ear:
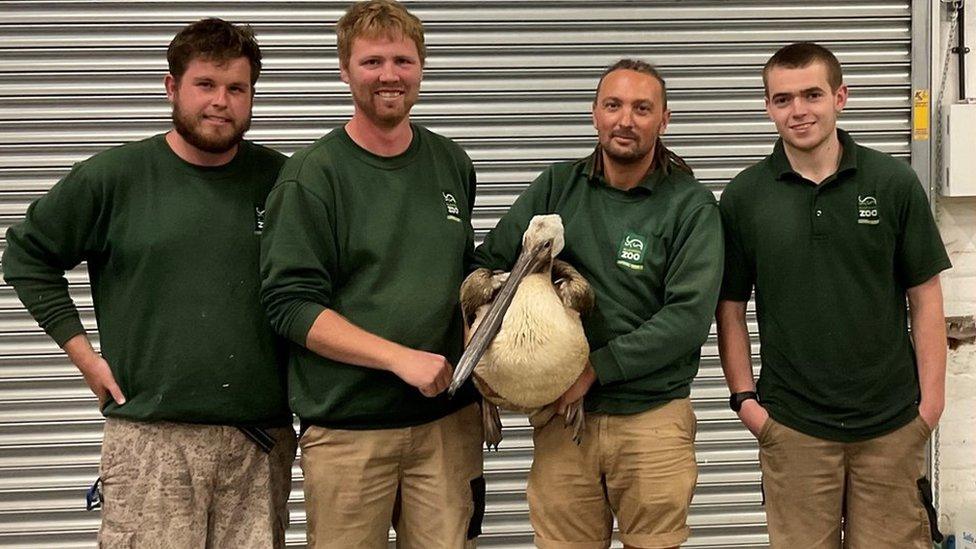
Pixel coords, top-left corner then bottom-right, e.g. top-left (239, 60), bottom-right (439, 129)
top-left (834, 83), bottom-right (849, 113)
top-left (164, 74), bottom-right (177, 102)
top-left (591, 102), bottom-right (598, 131)
top-left (659, 109), bottom-right (671, 135)
top-left (764, 95), bottom-right (774, 121)
top-left (339, 63), bottom-right (350, 84)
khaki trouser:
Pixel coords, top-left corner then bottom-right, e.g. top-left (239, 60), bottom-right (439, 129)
top-left (759, 414), bottom-right (937, 548)
top-left (527, 398), bottom-right (699, 549)
top-left (98, 418), bottom-right (297, 549)
top-left (299, 403), bottom-right (485, 549)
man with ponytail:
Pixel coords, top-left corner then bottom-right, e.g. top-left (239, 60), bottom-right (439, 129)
top-left (472, 58), bottom-right (723, 549)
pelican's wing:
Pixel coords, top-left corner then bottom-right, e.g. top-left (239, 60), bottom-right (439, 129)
top-left (460, 268), bottom-right (507, 327)
top-left (552, 259), bottom-right (594, 315)
top-left (449, 241), bottom-right (550, 397)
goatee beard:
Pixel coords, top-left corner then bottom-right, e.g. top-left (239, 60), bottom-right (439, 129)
top-left (171, 107), bottom-right (250, 154)
top-left (603, 146), bottom-right (648, 165)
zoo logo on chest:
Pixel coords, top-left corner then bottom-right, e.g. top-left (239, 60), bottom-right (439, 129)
top-left (857, 195), bottom-right (879, 225)
top-left (254, 206), bottom-right (266, 235)
top-left (443, 192), bottom-right (461, 222)
top-left (616, 232), bottom-right (647, 271)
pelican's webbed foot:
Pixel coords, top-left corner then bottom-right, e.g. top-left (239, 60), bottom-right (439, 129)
top-left (563, 399), bottom-right (586, 445)
top-left (483, 401), bottom-right (502, 450)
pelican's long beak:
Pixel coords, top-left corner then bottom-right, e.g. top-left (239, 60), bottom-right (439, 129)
top-left (448, 238), bottom-right (554, 397)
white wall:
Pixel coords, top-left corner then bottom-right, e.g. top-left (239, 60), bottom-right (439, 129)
top-left (934, 0), bottom-right (976, 536)
top-left (936, 199), bottom-right (976, 534)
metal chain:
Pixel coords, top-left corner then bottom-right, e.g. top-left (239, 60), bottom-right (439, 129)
top-left (934, 3), bottom-right (960, 208)
top-left (932, 5), bottom-right (959, 516)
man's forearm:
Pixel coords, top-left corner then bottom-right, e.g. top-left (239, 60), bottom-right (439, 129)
top-left (62, 332), bottom-right (126, 406)
top-left (62, 332), bottom-right (100, 370)
top-left (304, 309), bottom-right (454, 397)
top-left (716, 300), bottom-right (755, 392)
top-left (907, 275), bottom-right (947, 416)
top-left (305, 309), bottom-right (405, 372)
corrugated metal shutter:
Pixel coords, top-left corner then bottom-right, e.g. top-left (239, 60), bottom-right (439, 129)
top-left (0, 2), bottom-right (914, 547)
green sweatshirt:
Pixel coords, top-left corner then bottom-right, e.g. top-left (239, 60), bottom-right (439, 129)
top-left (473, 148), bottom-right (723, 414)
top-left (2, 134), bottom-right (291, 426)
top-left (260, 125), bottom-right (478, 429)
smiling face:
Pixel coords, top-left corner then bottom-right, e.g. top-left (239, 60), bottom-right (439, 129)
top-left (764, 61), bottom-right (848, 154)
top-left (592, 68), bottom-right (670, 165)
top-left (165, 56), bottom-right (253, 155)
top-left (341, 34), bottom-right (422, 130)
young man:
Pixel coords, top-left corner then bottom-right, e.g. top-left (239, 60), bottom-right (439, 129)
top-left (473, 59), bottom-right (722, 549)
top-left (259, 1), bottom-right (483, 547)
top-left (717, 42), bottom-right (948, 548)
top-left (2, 19), bottom-right (295, 548)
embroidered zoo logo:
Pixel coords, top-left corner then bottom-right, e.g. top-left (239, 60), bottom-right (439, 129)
top-left (616, 232), bottom-right (647, 271)
top-left (857, 195), bottom-right (879, 225)
top-left (443, 192), bottom-right (461, 222)
top-left (253, 206), bottom-right (266, 234)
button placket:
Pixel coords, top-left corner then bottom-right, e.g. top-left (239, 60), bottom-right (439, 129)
top-left (812, 191), bottom-right (829, 238)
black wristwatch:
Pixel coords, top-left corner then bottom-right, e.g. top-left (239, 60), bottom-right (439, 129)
top-left (729, 391), bottom-right (759, 412)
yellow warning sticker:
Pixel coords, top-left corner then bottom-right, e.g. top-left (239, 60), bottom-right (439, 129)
top-left (913, 89), bottom-right (930, 141)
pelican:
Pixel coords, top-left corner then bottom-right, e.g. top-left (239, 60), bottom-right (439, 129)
top-left (449, 215), bottom-right (594, 448)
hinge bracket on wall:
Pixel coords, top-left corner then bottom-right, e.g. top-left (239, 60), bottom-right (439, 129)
top-left (946, 315), bottom-right (976, 349)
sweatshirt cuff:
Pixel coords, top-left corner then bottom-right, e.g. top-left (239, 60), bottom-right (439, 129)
top-left (49, 315), bottom-right (86, 348)
top-left (590, 345), bottom-right (627, 384)
top-left (287, 302), bottom-right (328, 348)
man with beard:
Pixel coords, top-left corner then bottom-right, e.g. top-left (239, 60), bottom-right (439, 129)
top-left (2, 18), bottom-right (295, 548)
top-left (717, 42), bottom-right (948, 547)
top-left (259, 1), bottom-right (482, 547)
top-left (472, 59), bottom-right (723, 549)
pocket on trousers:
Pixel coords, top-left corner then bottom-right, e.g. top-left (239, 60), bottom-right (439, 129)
top-left (98, 529), bottom-right (134, 549)
top-left (680, 398), bottom-right (698, 440)
top-left (757, 417), bottom-right (775, 446)
top-left (298, 424), bottom-right (332, 450)
top-left (914, 414), bottom-right (933, 439)
top-left (467, 476), bottom-right (486, 540)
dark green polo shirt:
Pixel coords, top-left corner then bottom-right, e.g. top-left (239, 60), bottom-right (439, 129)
top-left (720, 129), bottom-right (950, 442)
top-left (474, 148), bottom-right (723, 414)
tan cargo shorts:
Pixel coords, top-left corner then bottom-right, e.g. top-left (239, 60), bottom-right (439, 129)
top-left (97, 417), bottom-right (297, 549)
top-left (527, 397), bottom-right (698, 549)
top-left (299, 402), bottom-right (485, 549)
top-left (759, 413), bottom-right (938, 548)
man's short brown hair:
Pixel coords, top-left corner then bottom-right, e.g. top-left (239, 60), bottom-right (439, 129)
top-left (336, 0), bottom-right (426, 68)
top-left (167, 18), bottom-right (262, 86)
top-left (762, 42), bottom-right (843, 96)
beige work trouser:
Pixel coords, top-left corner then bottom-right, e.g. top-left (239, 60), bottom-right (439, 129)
top-left (528, 398), bottom-right (699, 549)
top-left (759, 414), bottom-right (936, 548)
top-left (299, 403), bottom-right (485, 549)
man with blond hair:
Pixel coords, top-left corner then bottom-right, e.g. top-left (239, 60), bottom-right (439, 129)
top-left (260, 1), bottom-right (483, 547)
top-left (717, 42), bottom-right (948, 547)
top-left (3, 18), bottom-right (295, 548)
